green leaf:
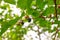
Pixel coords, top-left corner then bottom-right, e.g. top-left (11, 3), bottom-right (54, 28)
top-left (0, 17), bottom-right (20, 36)
top-left (20, 28), bottom-right (27, 34)
top-left (36, 0), bottom-right (47, 10)
top-left (0, 36), bottom-right (2, 40)
top-left (46, 0), bottom-right (54, 5)
top-left (58, 32), bottom-right (60, 38)
top-left (27, 8), bottom-right (34, 15)
top-left (27, 9), bottom-right (40, 18)
top-left (4, 0), bottom-right (16, 4)
top-left (31, 0), bottom-right (36, 6)
top-left (55, 20), bottom-right (60, 24)
top-left (0, 0), bottom-right (2, 3)
top-left (17, 0), bottom-right (32, 9)
top-left (39, 18), bottom-right (51, 28)
top-left (34, 18), bottom-right (51, 28)
top-left (49, 27), bottom-right (56, 33)
top-left (57, 0), bottom-right (60, 4)
top-left (31, 10), bottom-right (40, 18)
top-left (27, 0), bottom-right (32, 8)
top-left (42, 6), bottom-right (54, 16)
top-left (35, 18), bottom-right (51, 28)
top-left (42, 24), bottom-right (57, 33)
top-left (9, 31), bottom-right (17, 40)
top-left (0, 19), bottom-right (3, 23)
top-left (57, 8), bottom-right (60, 14)
top-left (0, 5), bottom-right (7, 9)
top-left (17, 0), bottom-right (27, 9)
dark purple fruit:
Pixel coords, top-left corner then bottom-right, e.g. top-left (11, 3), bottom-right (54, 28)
top-left (21, 21), bottom-right (24, 25)
top-left (28, 18), bottom-right (31, 22)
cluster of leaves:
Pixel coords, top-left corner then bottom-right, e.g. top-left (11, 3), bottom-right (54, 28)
top-left (0, 0), bottom-right (60, 40)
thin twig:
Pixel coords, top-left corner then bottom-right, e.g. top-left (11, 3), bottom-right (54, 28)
top-left (54, 0), bottom-right (58, 19)
top-left (37, 26), bottom-right (41, 40)
top-left (53, 0), bottom-right (58, 40)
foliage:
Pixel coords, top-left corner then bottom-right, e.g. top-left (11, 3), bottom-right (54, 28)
top-left (0, 0), bottom-right (60, 40)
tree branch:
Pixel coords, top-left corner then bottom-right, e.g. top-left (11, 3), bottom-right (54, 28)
top-left (53, 0), bottom-right (58, 40)
top-left (37, 26), bottom-right (41, 40)
top-left (54, 0), bottom-right (58, 19)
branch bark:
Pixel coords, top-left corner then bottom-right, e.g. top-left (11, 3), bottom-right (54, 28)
top-left (54, 0), bottom-right (58, 19)
top-left (37, 26), bottom-right (41, 40)
top-left (53, 0), bottom-right (58, 40)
